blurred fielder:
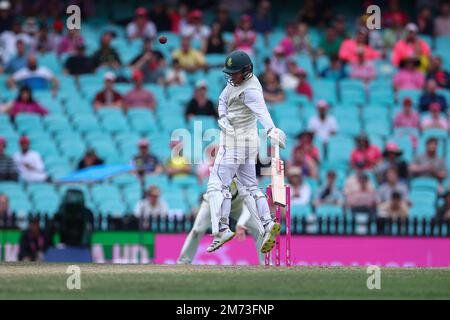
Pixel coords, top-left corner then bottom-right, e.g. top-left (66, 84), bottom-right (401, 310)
top-left (206, 50), bottom-right (286, 254)
top-left (177, 179), bottom-right (265, 264)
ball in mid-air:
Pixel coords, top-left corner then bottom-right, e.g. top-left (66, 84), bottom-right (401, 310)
top-left (159, 36), bottom-right (167, 44)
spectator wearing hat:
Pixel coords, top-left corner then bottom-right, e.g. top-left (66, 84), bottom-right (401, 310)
top-left (0, 1), bottom-right (13, 33)
top-left (434, 1), bottom-right (450, 36)
top-left (0, 137), bottom-right (17, 181)
top-left (182, 10), bottom-right (210, 43)
top-left (261, 70), bottom-right (285, 103)
top-left (427, 56), bottom-right (450, 89)
top-left (338, 28), bottom-right (381, 64)
top-left (436, 191), bottom-right (450, 222)
top-left (281, 59), bottom-right (301, 90)
top-left (127, 7), bottom-right (157, 41)
top-left (295, 68), bottom-right (313, 101)
top-left (421, 102), bottom-right (449, 131)
top-left (93, 72), bottom-right (123, 109)
top-left (315, 170), bottom-right (343, 207)
top-left (214, 6), bottom-right (235, 33)
top-left (232, 14), bottom-right (257, 57)
top-left (123, 70), bottom-right (156, 111)
top-left (289, 147), bottom-right (317, 179)
top-left (13, 135), bottom-right (47, 182)
top-left (185, 80), bottom-right (217, 120)
top-left (288, 167), bottom-right (312, 206)
top-left (291, 131), bottom-right (319, 164)
top-left (77, 148), bottom-right (104, 170)
top-left (318, 27), bottom-right (343, 58)
top-left (8, 85), bottom-right (48, 118)
top-left (345, 171), bottom-right (377, 216)
top-left (64, 43), bottom-right (94, 76)
top-left (377, 167), bottom-right (409, 204)
top-left (91, 31), bottom-right (121, 69)
top-left (172, 36), bottom-right (206, 73)
top-left (18, 217), bottom-right (49, 261)
top-left (165, 141), bottom-right (192, 178)
top-left (134, 185), bottom-right (169, 225)
top-left (410, 137), bottom-right (447, 180)
top-left (393, 97), bottom-right (420, 130)
top-left (319, 54), bottom-right (347, 81)
top-left (391, 23), bottom-right (430, 69)
top-left (2, 39), bottom-right (27, 74)
top-left (0, 193), bottom-right (14, 228)
top-left (203, 22), bottom-right (226, 54)
top-left (270, 46), bottom-right (288, 76)
top-left (57, 29), bottom-right (84, 57)
top-left (393, 55), bottom-right (425, 91)
top-left (419, 79), bottom-right (448, 113)
top-left (7, 55), bottom-right (59, 93)
top-left (132, 139), bottom-right (163, 175)
top-left (350, 47), bottom-right (376, 82)
top-left (375, 143), bottom-right (409, 183)
top-left (378, 191), bottom-right (409, 221)
top-left (307, 100), bottom-right (338, 144)
top-left (350, 134), bottom-right (382, 170)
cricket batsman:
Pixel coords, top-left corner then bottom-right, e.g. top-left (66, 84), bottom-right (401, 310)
top-left (206, 50), bottom-right (286, 254)
top-left (177, 179), bottom-right (265, 264)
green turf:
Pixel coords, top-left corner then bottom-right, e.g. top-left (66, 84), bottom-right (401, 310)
top-left (0, 264), bottom-right (449, 299)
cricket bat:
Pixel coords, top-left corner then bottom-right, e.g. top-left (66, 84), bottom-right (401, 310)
top-left (271, 140), bottom-right (286, 206)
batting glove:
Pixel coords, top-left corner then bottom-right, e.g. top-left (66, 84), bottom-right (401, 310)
top-left (218, 115), bottom-right (235, 135)
top-left (267, 127), bottom-right (286, 149)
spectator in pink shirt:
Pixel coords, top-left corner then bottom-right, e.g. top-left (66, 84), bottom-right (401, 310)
top-left (56, 29), bottom-right (84, 56)
top-left (393, 56), bottom-right (425, 90)
top-left (232, 15), bottom-right (257, 56)
top-left (350, 133), bottom-right (382, 170)
top-left (8, 86), bottom-right (48, 118)
top-left (391, 23), bottom-right (430, 68)
top-left (394, 97), bottom-right (420, 129)
top-left (350, 48), bottom-right (377, 82)
top-left (123, 70), bottom-right (156, 111)
top-left (338, 28), bottom-right (381, 64)
top-left (421, 102), bottom-right (448, 131)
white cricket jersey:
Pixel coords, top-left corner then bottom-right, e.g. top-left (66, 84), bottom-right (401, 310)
top-left (218, 76), bottom-right (275, 148)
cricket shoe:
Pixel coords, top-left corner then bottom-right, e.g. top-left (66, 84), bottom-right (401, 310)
top-left (206, 229), bottom-right (235, 253)
top-left (260, 221), bottom-right (281, 254)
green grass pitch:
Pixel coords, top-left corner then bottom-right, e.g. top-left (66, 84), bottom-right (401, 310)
top-left (0, 264), bottom-right (449, 299)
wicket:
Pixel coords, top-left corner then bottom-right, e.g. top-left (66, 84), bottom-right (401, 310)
top-left (265, 185), bottom-right (291, 267)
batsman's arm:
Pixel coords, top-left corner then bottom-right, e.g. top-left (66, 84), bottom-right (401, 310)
top-left (243, 88), bottom-right (275, 130)
top-left (217, 86), bottom-right (230, 117)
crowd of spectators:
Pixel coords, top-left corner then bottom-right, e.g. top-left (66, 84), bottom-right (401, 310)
top-left (0, 0), bottom-right (450, 225)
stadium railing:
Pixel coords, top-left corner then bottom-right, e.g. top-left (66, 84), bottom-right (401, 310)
top-left (1, 212), bottom-right (449, 237)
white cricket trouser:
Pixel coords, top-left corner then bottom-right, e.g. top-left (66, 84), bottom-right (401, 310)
top-left (177, 199), bottom-right (265, 265)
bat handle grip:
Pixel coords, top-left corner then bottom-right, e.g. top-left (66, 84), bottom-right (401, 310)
top-left (273, 142), bottom-right (280, 158)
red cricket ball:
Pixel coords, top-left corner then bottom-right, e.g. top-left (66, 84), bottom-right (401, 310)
top-left (159, 36), bottom-right (167, 44)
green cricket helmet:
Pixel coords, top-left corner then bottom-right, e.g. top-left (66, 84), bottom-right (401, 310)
top-left (222, 50), bottom-right (253, 85)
